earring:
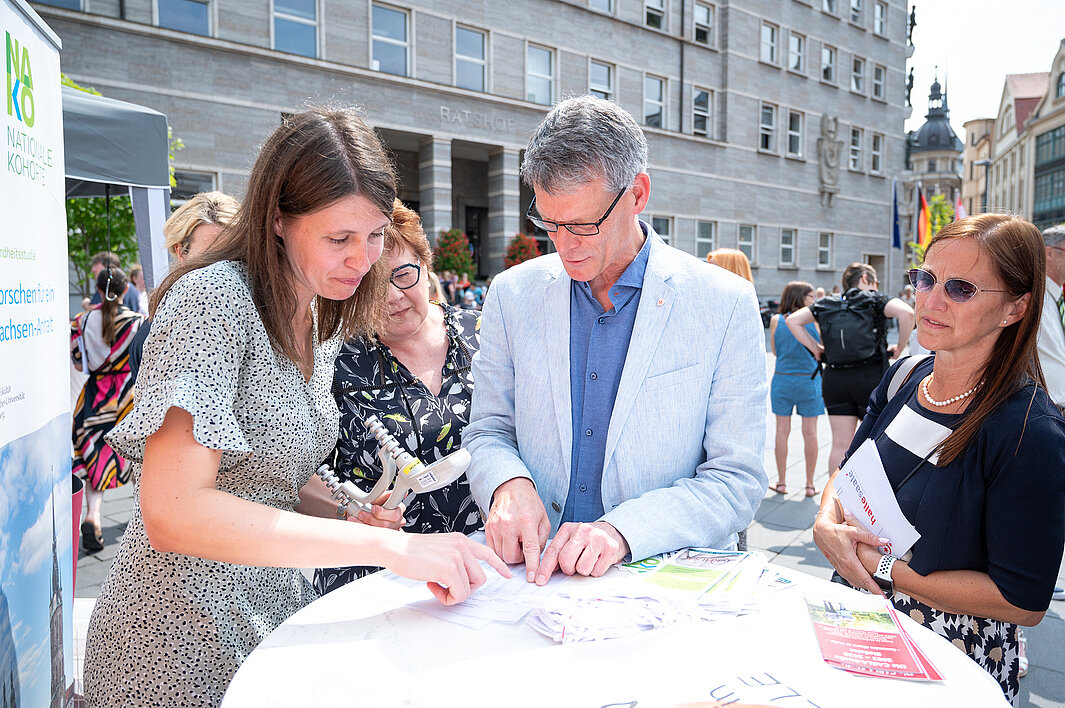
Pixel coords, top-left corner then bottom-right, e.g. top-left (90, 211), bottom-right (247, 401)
top-left (1002, 319), bottom-right (1008, 325)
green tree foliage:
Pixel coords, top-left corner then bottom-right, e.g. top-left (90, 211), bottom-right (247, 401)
top-left (503, 232), bottom-right (541, 269)
top-left (67, 196), bottom-right (140, 299)
top-left (61, 74), bottom-right (184, 297)
top-left (434, 228), bottom-right (475, 275)
top-left (907, 193), bottom-right (954, 266)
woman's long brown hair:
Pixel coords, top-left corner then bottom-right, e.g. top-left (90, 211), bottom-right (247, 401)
top-left (96, 267), bottom-right (128, 347)
top-left (150, 107), bottom-right (397, 363)
top-left (923, 214), bottom-right (1046, 466)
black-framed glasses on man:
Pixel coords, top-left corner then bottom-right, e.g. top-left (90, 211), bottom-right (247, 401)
top-left (526, 188), bottom-right (628, 236)
top-left (390, 263), bottom-right (421, 290)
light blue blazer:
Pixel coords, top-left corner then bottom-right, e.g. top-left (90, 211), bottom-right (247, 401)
top-left (464, 233), bottom-right (768, 561)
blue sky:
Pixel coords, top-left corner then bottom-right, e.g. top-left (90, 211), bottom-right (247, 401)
top-left (0, 414), bottom-right (74, 707)
top-left (904, 0), bottom-right (1065, 140)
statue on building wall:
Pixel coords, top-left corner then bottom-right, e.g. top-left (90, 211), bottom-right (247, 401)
top-left (907, 6), bottom-right (917, 45)
top-left (818, 115), bottom-right (843, 208)
top-left (905, 68), bottom-right (914, 107)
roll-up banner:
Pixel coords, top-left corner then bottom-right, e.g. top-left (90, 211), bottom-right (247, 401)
top-left (0, 0), bottom-right (74, 706)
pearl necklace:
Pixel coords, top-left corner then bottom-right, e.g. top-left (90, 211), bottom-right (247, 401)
top-left (921, 374), bottom-right (982, 407)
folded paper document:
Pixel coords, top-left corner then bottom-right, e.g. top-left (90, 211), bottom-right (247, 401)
top-left (834, 439), bottom-right (920, 557)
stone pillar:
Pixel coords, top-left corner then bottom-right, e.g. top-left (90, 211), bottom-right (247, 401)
top-left (487, 147), bottom-right (521, 276)
top-left (418, 137), bottom-right (452, 244)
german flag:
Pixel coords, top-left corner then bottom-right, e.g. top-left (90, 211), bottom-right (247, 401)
top-left (915, 184), bottom-right (933, 247)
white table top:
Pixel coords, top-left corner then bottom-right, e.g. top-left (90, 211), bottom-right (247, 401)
top-left (223, 564), bottom-right (1009, 708)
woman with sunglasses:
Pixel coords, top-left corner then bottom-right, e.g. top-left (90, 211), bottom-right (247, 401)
top-left (813, 214), bottom-right (1065, 703)
top-left (311, 200), bottom-right (486, 595)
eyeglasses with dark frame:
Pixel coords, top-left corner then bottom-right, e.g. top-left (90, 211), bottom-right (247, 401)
top-left (907, 268), bottom-right (1007, 304)
top-left (390, 263), bottom-right (421, 290)
top-left (526, 188), bottom-right (628, 236)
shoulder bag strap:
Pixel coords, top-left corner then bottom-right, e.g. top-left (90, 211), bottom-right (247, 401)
top-left (886, 354), bottom-right (931, 402)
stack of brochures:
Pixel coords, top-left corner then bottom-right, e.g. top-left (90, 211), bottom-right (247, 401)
top-left (526, 548), bottom-right (794, 643)
top-left (805, 592), bottom-right (942, 681)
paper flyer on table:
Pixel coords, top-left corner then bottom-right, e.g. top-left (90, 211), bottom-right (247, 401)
top-left (805, 593), bottom-right (941, 681)
top-left (834, 439), bottom-right (920, 557)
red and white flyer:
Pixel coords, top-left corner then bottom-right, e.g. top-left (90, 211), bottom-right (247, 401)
top-left (806, 593), bottom-right (941, 681)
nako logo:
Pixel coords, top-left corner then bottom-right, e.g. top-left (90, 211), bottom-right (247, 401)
top-left (6, 31), bottom-right (34, 128)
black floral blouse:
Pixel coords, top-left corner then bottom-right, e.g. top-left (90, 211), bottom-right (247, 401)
top-left (313, 303), bottom-right (484, 595)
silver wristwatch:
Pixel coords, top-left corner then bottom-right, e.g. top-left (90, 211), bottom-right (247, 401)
top-left (873, 554), bottom-right (897, 594)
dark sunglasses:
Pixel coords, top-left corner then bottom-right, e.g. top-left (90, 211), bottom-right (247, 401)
top-left (907, 268), bottom-right (1007, 304)
top-left (390, 263), bottom-right (421, 290)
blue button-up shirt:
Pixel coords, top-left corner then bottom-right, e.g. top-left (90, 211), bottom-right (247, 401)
top-left (563, 230), bottom-right (652, 523)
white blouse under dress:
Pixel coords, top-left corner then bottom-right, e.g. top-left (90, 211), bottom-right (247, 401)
top-left (84, 260), bottom-right (342, 707)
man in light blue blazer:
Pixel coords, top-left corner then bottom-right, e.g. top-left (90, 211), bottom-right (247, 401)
top-left (464, 96), bottom-right (768, 585)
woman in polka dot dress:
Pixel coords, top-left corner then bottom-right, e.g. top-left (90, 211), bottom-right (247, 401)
top-left (83, 107), bottom-right (508, 708)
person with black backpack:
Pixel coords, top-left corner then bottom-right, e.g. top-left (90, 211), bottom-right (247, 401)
top-left (785, 263), bottom-right (914, 475)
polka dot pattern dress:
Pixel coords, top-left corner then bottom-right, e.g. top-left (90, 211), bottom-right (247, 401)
top-left (84, 261), bottom-right (342, 707)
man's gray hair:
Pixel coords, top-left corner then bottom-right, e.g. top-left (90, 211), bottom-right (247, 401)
top-left (1044, 224), bottom-right (1065, 247)
top-left (521, 95), bottom-right (648, 194)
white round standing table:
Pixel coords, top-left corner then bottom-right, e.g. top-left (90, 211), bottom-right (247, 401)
top-left (222, 564), bottom-right (1009, 708)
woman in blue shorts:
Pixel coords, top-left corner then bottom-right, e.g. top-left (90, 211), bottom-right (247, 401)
top-left (769, 281), bottom-right (824, 496)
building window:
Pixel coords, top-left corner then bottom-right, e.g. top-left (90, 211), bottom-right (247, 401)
top-left (158, 0), bottom-right (210, 35)
top-left (645, 0), bottom-right (665, 29)
top-left (652, 216), bottom-right (672, 244)
top-left (1036, 124), bottom-right (1065, 166)
top-left (874, 1), bottom-right (887, 34)
top-left (1000, 105), bottom-right (1014, 136)
top-left (759, 103), bottom-right (776, 152)
top-left (696, 220), bottom-right (716, 258)
top-left (589, 0), bottom-right (614, 12)
top-left (172, 170), bottom-right (216, 203)
top-left (788, 32), bottom-right (805, 72)
top-left (738, 224), bottom-right (756, 262)
top-left (589, 60), bottom-right (614, 100)
top-left (780, 228), bottom-right (796, 266)
top-left (372, 4), bottom-right (408, 76)
top-left (526, 44), bottom-right (554, 105)
top-left (760, 22), bottom-right (778, 64)
top-left (927, 159), bottom-right (936, 173)
top-left (35, 0), bottom-right (80, 9)
top-left (694, 2), bottom-right (714, 46)
top-left (849, 127), bottom-right (863, 170)
top-left (787, 110), bottom-right (803, 157)
top-left (821, 45), bottom-right (836, 83)
top-left (273, 0), bottom-right (317, 57)
top-left (1034, 165), bottom-right (1065, 216)
top-left (818, 232), bottom-right (833, 267)
top-left (644, 74), bottom-right (665, 128)
top-left (455, 26), bottom-right (487, 92)
top-left (822, 0), bottom-right (837, 15)
top-left (849, 0), bottom-right (862, 23)
top-left (872, 64), bottom-right (885, 100)
top-left (871, 133), bottom-right (883, 173)
top-left (693, 87), bottom-right (712, 137)
top-left (851, 56), bottom-right (865, 93)
top-left (1057, 72), bottom-right (1065, 98)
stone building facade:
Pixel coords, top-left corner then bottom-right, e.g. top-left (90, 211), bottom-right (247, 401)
top-left (989, 71), bottom-right (1049, 221)
top-left (983, 41), bottom-right (1065, 231)
top-left (961, 117), bottom-right (994, 218)
top-left (34, 0), bottom-right (908, 299)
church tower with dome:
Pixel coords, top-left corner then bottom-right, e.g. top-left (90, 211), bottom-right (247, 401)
top-left (900, 74), bottom-right (964, 258)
